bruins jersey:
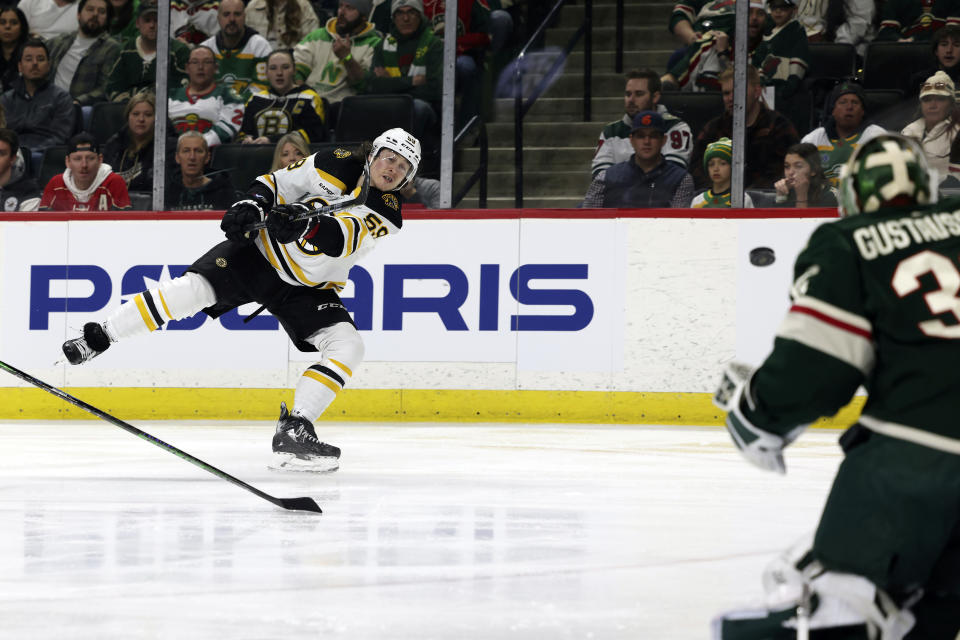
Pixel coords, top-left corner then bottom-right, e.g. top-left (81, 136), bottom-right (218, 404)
top-left (744, 199), bottom-right (960, 454)
top-left (248, 146), bottom-right (403, 290)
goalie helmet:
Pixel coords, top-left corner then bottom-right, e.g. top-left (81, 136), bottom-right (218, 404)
top-left (370, 128), bottom-right (421, 190)
top-left (838, 133), bottom-right (931, 217)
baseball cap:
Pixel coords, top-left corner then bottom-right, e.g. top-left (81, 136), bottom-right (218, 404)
top-left (67, 132), bottom-right (100, 155)
top-left (631, 110), bottom-right (667, 134)
top-left (137, 0), bottom-right (158, 17)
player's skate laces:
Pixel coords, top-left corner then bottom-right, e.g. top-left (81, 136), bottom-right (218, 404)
top-left (270, 403), bottom-right (340, 472)
top-left (61, 322), bottom-right (112, 365)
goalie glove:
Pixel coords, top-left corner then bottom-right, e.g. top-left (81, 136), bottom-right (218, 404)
top-left (221, 199), bottom-right (265, 243)
top-left (713, 362), bottom-right (805, 475)
top-left (266, 203), bottom-right (312, 244)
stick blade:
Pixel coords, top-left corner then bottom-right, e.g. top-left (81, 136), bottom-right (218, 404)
top-left (278, 496), bottom-right (323, 513)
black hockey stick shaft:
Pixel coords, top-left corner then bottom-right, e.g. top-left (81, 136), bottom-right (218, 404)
top-left (0, 359), bottom-right (322, 514)
top-left (243, 162), bottom-right (371, 232)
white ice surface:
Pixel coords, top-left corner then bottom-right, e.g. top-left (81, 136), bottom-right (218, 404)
top-left (0, 421), bottom-right (844, 639)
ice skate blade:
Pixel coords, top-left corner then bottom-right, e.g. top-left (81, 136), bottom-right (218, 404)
top-left (268, 453), bottom-right (340, 474)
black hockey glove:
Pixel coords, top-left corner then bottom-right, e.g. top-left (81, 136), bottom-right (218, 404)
top-left (221, 199), bottom-right (265, 243)
top-left (266, 203), bottom-right (312, 244)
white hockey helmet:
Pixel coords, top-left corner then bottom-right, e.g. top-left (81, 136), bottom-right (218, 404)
top-left (370, 128), bottom-right (421, 190)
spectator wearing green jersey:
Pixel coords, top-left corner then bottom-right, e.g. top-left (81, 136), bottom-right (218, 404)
top-left (367, 0), bottom-right (442, 139)
top-left (200, 0), bottom-right (274, 96)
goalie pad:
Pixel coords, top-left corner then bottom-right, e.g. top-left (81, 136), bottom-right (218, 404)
top-left (713, 534), bottom-right (918, 640)
top-left (713, 362), bottom-right (807, 474)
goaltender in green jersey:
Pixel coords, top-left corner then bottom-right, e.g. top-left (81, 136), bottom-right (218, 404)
top-left (712, 133), bottom-right (960, 639)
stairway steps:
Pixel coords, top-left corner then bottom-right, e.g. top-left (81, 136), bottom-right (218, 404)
top-left (493, 96), bottom-right (624, 122)
top-left (457, 146), bottom-right (596, 170)
top-left (454, 170), bottom-right (592, 198)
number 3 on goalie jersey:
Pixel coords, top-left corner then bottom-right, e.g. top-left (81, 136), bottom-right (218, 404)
top-left (892, 249), bottom-right (960, 338)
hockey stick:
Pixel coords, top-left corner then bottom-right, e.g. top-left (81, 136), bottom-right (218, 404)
top-left (242, 161), bottom-right (371, 232)
top-left (0, 359), bottom-right (322, 514)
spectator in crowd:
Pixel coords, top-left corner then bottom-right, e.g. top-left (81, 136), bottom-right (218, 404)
top-left (239, 49), bottom-right (328, 144)
top-left (773, 141), bottom-right (837, 207)
top-left (171, 0), bottom-right (219, 45)
top-left (0, 128), bottom-right (40, 211)
top-left (1, 38), bottom-right (75, 152)
top-left (294, 0), bottom-right (381, 120)
top-left (367, 0), bottom-right (442, 138)
top-left (823, 0), bottom-right (875, 56)
top-left (691, 65), bottom-right (799, 189)
top-left (801, 80), bottom-right (886, 185)
top-left (0, 6), bottom-right (29, 92)
top-left (20, 0), bottom-right (77, 40)
top-left (107, 0), bottom-right (190, 102)
top-left (165, 130), bottom-right (237, 210)
top-left (581, 110), bottom-right (694, 208)
top-left (245, 0), bottom-right (320, 49)
top-left (668, 0), bottom-right (741, 48)
top-left (47, 0), bottom-right (121, 106)
top-left (201, 0), bottom-right (273, 95)
top-left (662, 0), bottom-right (767, 92)
top-left (414, 0), bottom-right (512, 127)
top-left (107, 0), bottom-right (136, 40)
top-left (901, 71), bottom-right (960, 183)
top-left (39, 132), bottom-right (131, 211)
top-left (169, 46), bottom-right (245, 147)
top-left (270, 130), bottom-right (308, 170)
top-left (103, 91), bottom-right (175, 192)
top-left (907, 24), bottom-right (960, 98)
top-left (752, 0), bottom-right (809, 104)
top-left (592, 68), bottom-right (693, 178)
top-left (876, 0), bottom-right (959, 41)
top-left (691, 137), bottom-right (754, 207)
top-left (398, 175), bottom-right (440, 208)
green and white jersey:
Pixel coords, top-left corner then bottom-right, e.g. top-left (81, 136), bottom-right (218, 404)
top-left (801, 124), bottom-right (887, 186)
top-left (169, 83), bottom-right (246, 146)
top-left (201, 28), bottom-right (274, 95)
top-left (294, 18), bottom-right (381, 104)
top-left (746, 198), bottom-right (960, 454)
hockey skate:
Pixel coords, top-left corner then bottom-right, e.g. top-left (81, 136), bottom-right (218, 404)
top-left (61, 322), bottom-right (112, 365)
top-left (269, 403), bottom-right (340, 473)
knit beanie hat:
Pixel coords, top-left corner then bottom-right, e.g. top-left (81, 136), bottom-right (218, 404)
top-left (391, 0), bottom-right (424, 18)
top-left (703, 137), bottom-right (733, 171)
top-left (827, 80), bottom-right (866, 112)
top-left (920, 70), bottom-right (955, 99)
top-left (344, 0), bottom-right (373, 16)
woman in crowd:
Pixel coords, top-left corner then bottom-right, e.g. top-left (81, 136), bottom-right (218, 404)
top-left (270, 131), bottom-right (309, 171)
top-left (0, 6), bottom-right (28, 92)
top-left (774, 142), bottom-right (838, 208)
top-left (245, 0), bottom-right (319, 49)
top-left (901, 71), bottom-right (960, 184)
top-left (103, 92), bottom-right (173, 193)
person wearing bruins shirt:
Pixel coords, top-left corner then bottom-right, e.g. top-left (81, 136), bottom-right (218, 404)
top-left (60, 128), bottom-right (422, 474)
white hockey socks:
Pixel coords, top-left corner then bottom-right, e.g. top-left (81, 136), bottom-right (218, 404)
top-left (104, 272), bottom-right (218, 341)
top-left (293, 322), bottom-right (364, 423)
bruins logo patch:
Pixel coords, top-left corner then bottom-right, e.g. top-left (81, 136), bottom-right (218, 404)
top-left (334, 148), bottom-right (352, 158)
top-left (215, 257), bottom-right (228, 268)
top-left (382, 193), bottom-right (399, 210)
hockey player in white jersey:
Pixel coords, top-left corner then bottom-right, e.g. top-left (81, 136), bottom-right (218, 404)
top-left (61, 128), bottom-right (421, 472)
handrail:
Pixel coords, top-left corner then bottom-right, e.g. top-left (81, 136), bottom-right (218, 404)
top-left (615, 0), bottom-right (623, 73)
top-left (513, 0), bottom-right (592, 208)
top-left (452, 115), bottom-right (488, 208)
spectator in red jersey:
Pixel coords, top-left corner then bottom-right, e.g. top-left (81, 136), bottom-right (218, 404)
top-left (39, 132), bottom-right (131, 211)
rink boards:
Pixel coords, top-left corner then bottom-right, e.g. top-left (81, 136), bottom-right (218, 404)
top-left (0, 208), bottom-right (864, 424)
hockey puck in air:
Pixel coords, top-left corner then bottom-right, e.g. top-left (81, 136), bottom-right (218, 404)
top-left (749, 247), bottom-right (776, 266)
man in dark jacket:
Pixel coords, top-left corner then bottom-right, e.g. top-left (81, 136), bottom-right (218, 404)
top-left (581, 110), bottom-right (694, 208)
top-left (0, 128), bottom-right (41, 211)
top-left (690, 64), bottom-right (799, 189)
top-left (165, 130), bottom-right (237, 210)
top-left (366, 0), bottom-right (442, 138)
top-left (47, 0), bottom-right (121, 106)
top-left (1, 39), bottom-right (75, 154)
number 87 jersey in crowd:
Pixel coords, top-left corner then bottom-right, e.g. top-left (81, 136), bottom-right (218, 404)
top-left (245, 130), bottom-right (419, 291)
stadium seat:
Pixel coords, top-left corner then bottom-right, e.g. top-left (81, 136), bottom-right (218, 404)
top-left (334, 94), bottom-right (415, 143)
top-left (89, 102), bottom-right (127, 145)
top-left (862, 42), bottom-right (930, 92)
top-left (657, 91), bottom-right (723, 139)
top-left (39, 146), bottom-right (67, 188)
top-left (805, 42), bottom-right (857, 81)
top-left (863, 89), bottom-right (913, 131)
top-left (210, 143), bottom-right (274, 192)
top-left (128, 191), bottom-right (153, 210)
